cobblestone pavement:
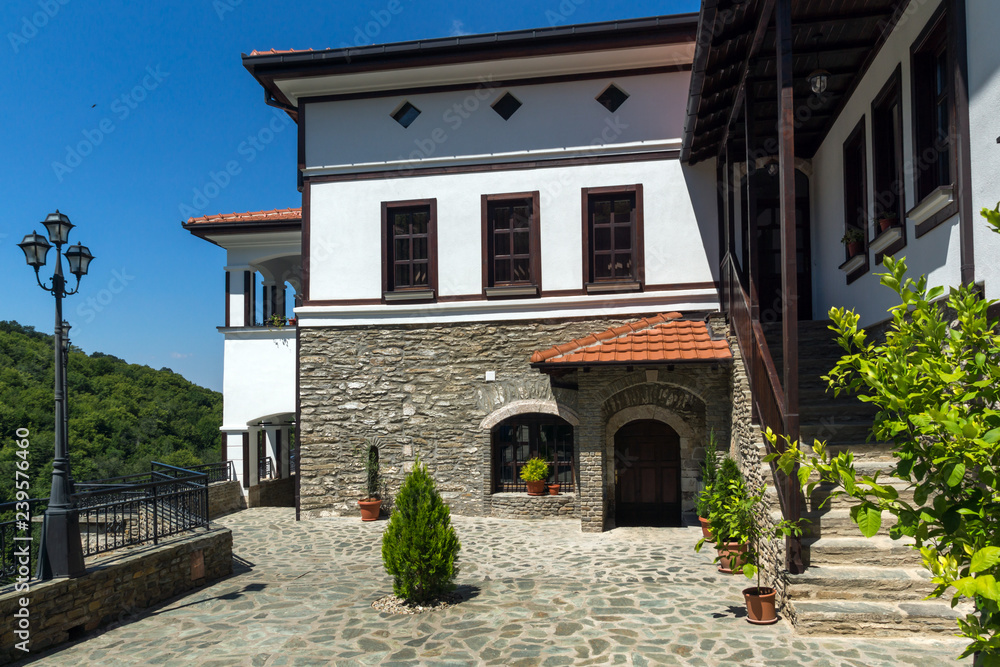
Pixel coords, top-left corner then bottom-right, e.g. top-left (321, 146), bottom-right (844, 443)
top-left (22, 508), bottom-right (969, 666)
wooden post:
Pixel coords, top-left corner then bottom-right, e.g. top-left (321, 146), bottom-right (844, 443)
top-left (776, 0), bottom-right (803, 575)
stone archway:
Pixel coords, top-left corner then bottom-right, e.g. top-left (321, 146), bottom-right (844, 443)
top-left (603, 392), bottom-right (703, 527)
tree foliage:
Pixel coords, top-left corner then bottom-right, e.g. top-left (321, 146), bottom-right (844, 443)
top-left (381, 458), bottom-right (460, 603)
top-left (0, 320), bottom-right (221, 502)
top-left (770, 206), bottom-right (1000, 663)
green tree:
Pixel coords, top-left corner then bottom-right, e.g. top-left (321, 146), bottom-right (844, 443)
top-left (770, 204), bottom-right (1000, 665)
top-left (381, 458), bottom-right (460, 603)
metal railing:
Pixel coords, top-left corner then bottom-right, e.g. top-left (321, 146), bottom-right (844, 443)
top-left (258, 456), bottom-right (275, 481)
top-left (178, 460), bottom-right (236, 484)
top-left (1, 461), bottom-right (224, 587)
top-left (0, 498), bottom-right (47, 586)
top-left (73, 469), bottom-right (208, 558)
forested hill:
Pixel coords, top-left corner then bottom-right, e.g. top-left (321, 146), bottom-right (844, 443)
top-left (0, 320), bottom-right (221, 503)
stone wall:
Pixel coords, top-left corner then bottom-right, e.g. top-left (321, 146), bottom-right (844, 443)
top-left (208, 480), bottom-right (246, 518)
top-left (0, 527), bottom-right (232, 663)
top-left (299, 314), bottom-right (733, 532)
top-left (487, 492), bottom-right (577, 519)
top-left (726, 329), bottom-right (789, 609)
top-left (249, 476), bottom-right (295, 508)
top-left (298, 317), bottom-right (639, 520)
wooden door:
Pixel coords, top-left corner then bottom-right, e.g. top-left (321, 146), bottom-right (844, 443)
top-left (614, 420), bottom-right (681, 527)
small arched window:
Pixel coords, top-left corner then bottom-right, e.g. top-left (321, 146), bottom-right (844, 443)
top-left (492, 415), bottom-right (574, 492)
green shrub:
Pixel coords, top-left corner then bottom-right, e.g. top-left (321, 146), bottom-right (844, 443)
top-left (381, 458), bottom-right (460, 602)
top-left (695, 430), bottom-right (720, 518)
top-left (519, 456), bottom-right (549, 482)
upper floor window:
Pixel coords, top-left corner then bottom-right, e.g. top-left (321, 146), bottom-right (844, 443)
top-left (482, 192), bottom-right (540, 297)
top-left (871, 68), bottom-right (906, 241)
top-left (911, 12), bottom-right (952, 203)
top-left (582, 185), bottom-right (643, 292)
top-left (382, 199), bottom-right (437, 301)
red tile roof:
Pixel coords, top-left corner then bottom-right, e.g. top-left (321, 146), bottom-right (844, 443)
top-left (531, 313), bottom-right (731, 365)
top-left (186, 208), bottom-right (301, 225)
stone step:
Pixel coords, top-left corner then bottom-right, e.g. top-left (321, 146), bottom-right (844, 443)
top-left (803, 536), bottom-right (919, 567)
top-left (771, 508), bottom-right (898, 538)
top-left (790, 599), bottom-right (965, 636)
top-left (800, 421), bottom-right (875, 446)
top-left (786, 565), bottom-right (935, 601)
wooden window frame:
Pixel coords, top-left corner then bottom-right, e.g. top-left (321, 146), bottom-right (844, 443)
top-left (842, 117), bottom-right (870, 284)
top-left (481, 191), bottom-right (541, 299)
top-left (491, 415), bottom-right (575, 493)
top-left (581, 184), bottom-right (644, 293)
top-left (910, 5), bottom-right (958, 237)
top-left (870, 66), bottom-right (907, 264)
top-left (381, 198), bottom-right (438, 303)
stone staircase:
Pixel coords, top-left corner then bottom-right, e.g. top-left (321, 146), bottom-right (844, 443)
top-left (760, 320), bottom-right (966, 637)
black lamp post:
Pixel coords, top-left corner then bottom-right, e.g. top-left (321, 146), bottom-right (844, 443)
top-left (18, 211), bottom-right (94, 579)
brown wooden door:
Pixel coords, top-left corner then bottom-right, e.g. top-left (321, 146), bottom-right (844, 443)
top-left (614, 420), bottom-right (681, 526)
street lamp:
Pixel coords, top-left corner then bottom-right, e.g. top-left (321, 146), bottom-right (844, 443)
top-left (17, 210), bottom-right (94, 579)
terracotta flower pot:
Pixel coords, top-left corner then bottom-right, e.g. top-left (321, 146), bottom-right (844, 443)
top-left (358, 498), bottom-right (382, 521)
top-left (743, 586), bottom-right (778, 625)
top-left (879, 218), bottom-right (895, 232)
top-left (698, 516), bottom-right (712, 540)
top-left (847, 241), bottom-right (863, 257)
top-left (525, 480), bottom-right (546, 496)
top-left (548, 483), bottom-right (561, 496)
top-left (717, 542), bottom-right (747, 574)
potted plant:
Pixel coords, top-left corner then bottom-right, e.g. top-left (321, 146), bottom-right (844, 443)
top-left (357, 437), bottom-right (383, 521)
top-left (734, 501), bottom-right (805, 625)
top-left (696, 429), bottom-right (720, 538)
top-left (695, 458), bottom-right (750, 573)
top-left (841, 227), bottom-right (864, 257)
top-left (520, 457), bottom-right (549, 496)
top-left (266, 313), bottom-right (286, 328)
top-left (875, 210), bottom-right (899, 232)
top-left (548, 482), bottom-right (561, 495)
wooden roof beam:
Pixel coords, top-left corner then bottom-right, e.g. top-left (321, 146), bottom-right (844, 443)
top-left (715, 0), bottom-right (777, 159)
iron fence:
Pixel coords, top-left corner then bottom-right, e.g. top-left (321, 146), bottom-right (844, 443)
top-left (73, 470), bottom-right (208, 558)
top-left (178, 460), bottom-right (236, 484)
top-left (0, 498), bottom-right (47, 586)
top-left (258, 456), bottom-right (275, 481)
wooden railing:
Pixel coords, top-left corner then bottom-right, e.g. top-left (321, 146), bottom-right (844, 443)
top-left (721, 252), bottom-right (803, 573)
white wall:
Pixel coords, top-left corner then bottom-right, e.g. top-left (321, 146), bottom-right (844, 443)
top-left (809, 0), bottom-right (965, 326)
top-left (305, 72), bottom-right (690, 170)
top-left (306, 157), bottom-right (718, 321)
top-left (221, 329), bottom-right (296, 429)
top-left (967, 0), bottom-right (1000, 301)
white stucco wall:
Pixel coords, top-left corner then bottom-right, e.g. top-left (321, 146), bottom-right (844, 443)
top-left (220, 329), bottom-right (296, 429)
top-left (305, 157), bottom-right (719, 323)
top-left (809, 0), bottom-right (964, 326)
top-left (967, 0), bottom-right (1000, 301)
top-left (305, 72), bottom-right (689, 170)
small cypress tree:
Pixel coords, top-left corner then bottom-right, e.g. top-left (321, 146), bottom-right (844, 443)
top-left (381, 458), bottom-right (460, 603)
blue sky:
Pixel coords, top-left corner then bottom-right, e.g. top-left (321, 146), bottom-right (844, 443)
top-left (1, 0), bottom-right (700, 392)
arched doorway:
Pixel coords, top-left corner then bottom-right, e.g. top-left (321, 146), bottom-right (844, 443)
top-left (614, 420), bottom-right (681, 526)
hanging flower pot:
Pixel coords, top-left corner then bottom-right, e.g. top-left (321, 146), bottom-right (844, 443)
top-left (743, 586), bottom-right (778, 624)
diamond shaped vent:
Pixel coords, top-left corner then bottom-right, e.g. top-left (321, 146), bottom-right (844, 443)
top-left (491, 92), bottom-right (523, 121)
top-left (391, 101), bottom-right (421, 128)
top-left (596, 84), bottom-right (629, 113)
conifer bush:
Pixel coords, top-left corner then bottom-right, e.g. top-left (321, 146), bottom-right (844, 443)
top-left (381, 458), bottom-right (460, 603)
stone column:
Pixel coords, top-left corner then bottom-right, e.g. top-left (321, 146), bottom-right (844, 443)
top-left (577, 375), bottom-right (606, 532)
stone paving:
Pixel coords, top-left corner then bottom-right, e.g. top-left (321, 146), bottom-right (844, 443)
top-left (19, 508), bottom-right (969, 666)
